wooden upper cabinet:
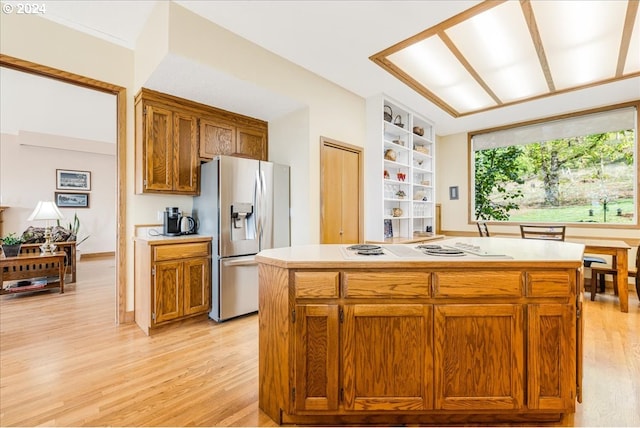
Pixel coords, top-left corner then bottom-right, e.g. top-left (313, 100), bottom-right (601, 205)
top-left (236, 126), bottom-right (267, 160)
top-left (144, 104), bottom-right (173, 192)
top-left (200, 118), bottom-right (235, 158)
top-left (135, 88), bottom-right (268, 195)
top-left (173, 112), bottom-right (199, 193)
top-left (199, 120), bottom-right (268, 161)
top-left (136, 98), bottom-right (199, 195)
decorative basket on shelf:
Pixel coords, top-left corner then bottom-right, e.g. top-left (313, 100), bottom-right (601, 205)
top-left (413, 126), bottom-right (424, 136)
top-left (384, 105), bottom-right (393, 122)
top-left (384, 148), bottom-right (397, 161)
top-left (415, 145), bottom-right (429, 155)
top-left (393, 115), bottom-right (404, 128)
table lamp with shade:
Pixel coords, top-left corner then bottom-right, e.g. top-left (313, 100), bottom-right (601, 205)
top-left (27, 201), bottom-right (64, 254)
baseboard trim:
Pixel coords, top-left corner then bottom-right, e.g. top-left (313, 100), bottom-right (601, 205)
top-left (80, 251), bottom-right (115, 260)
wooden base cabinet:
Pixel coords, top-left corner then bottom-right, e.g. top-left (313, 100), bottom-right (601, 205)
top-left (343, 304), bottom-right (433, 411)
top-left (294, 304), bottom-right (340, 412)
top-left (434, 304), bottom-right (524, 411)
top-left (259, 264), bottom-right (582, 425)
top-left (135, 237), bottom-right (211, 335)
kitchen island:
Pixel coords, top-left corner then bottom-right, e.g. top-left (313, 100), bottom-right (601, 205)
top-left (256, 237), bottom-right (584, 425)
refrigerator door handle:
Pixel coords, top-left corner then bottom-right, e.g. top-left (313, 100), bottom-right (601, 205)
top-left (222, 257), bottom-right (259, 267)
top-left (260, 169), bottom-right (267, 240)
top-left (255, 170), bottom-right (262, 239)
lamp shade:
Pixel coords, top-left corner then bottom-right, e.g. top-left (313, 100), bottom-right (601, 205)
top-left (27, 201), bottom-right (64, 221)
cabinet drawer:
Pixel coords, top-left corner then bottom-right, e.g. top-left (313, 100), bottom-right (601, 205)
top-left (154, 242), bottom-right (210, 261)
top-left (526, 271), bottom-right (573, 297)
top-left (433, 271), bottom-right (523, 298)
top-left (295, 272), bottom-right (339, 298)
top-left (343, 272), bottom-right (430, 298)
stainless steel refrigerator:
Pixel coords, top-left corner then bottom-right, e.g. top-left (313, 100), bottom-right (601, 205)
top-left (193, 155), bottom-right (290, 321)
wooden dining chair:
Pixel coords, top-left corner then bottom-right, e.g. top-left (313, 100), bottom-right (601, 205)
top-left (590, 244), bottom-right (640, 301)
top-left (476, 222), bottom-right (490, 237)
top-left (519, 224), bottom-right (566, 241)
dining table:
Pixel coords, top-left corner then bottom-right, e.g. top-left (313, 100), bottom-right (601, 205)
top-left (570, 239), bottom-right (632, 313)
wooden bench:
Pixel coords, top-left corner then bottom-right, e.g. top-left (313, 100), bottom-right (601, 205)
top-left (0, 252), bottom-right (66, 295)
top-left (19, 242), bottom-right (76, 283)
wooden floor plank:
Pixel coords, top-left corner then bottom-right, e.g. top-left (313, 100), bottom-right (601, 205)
top-left (1, 257), bottom-right (638, 426)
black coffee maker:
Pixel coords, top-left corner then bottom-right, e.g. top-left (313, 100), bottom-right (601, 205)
top-left (163, 207), bottom-right (182, 236)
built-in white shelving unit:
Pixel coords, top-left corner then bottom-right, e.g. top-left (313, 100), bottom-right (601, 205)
top-left (365, 94), bottom-right (436, 242)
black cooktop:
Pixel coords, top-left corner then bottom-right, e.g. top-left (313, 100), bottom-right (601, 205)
top-left (346, 244), bottom-right (384, 256)
top-left (417, 244), bottom-right (465, 257)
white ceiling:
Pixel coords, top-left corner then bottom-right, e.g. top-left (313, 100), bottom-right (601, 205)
top-left (19, 0), bottom-right (640, 136)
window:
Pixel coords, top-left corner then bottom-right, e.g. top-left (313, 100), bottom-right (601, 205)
top-left (470, 103), bottom-right (638, 226)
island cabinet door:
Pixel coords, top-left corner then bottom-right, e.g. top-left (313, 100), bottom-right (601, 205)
top-left (294, 304), bottom-right (340, 412)
top-left (434, 304), bottom-right (524, 410)
top-left (527, 303), bottom-right (576, 410)
top-left (342, 304), bottom-right (434, 411)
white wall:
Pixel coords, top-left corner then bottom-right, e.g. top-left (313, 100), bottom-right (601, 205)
top-left (0, 132), bottom-right (116, 254)
top-left (269, 107), bottom-right (311, 245)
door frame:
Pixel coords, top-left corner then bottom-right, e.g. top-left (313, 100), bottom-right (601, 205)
top-left (319, 136), bottom-right (364, 243)
top-left (0, 54), bottom-right (127, 324)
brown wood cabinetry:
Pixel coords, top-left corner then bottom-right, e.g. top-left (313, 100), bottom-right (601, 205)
top-left (257, 249), bottom-right (583, 425)
top-left (294, 304), bottom-right (340, 412)
top-left (135, 88), bottom-right (268, 195)
top-left (134, 237), bottom-right (211, 335)
top-left (136, 100), bottom-right (199, 195)
top-left (434, 304), bottom-right (524, 410)
top-left (343, 303), bottom-right (433, 411)
top-left (199, 118), bottom-right (267, 161)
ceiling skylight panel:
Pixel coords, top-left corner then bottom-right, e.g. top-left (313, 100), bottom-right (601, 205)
top-left (445, 1), bottom-right (548, 103)
top-left (388, 36), bottom-right (496, 114)
top-left (533, 1), bottom-right (627, 89)
top-left (624, 8), bottom-right (640, 75)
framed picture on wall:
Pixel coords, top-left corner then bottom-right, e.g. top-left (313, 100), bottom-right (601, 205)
top-left (56, 169), bottom-right (91, 191)
top-left (55, 192), bottom-right (90, 208)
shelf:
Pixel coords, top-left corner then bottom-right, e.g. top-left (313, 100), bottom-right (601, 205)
top-left (384, 159), bottom-right (410, 168)
top-left (384, 121), bottom-right (410, 135)
top-left (384, 139), bottom-right (410, 150)
top-left (384, 178), bottom-right (410, 185)
top-left (412, 133), bottom-right (433, 144)
top-left (367, 94), bottom-right (436, 241)
top-left (413, 149), bottom-right (432, 159)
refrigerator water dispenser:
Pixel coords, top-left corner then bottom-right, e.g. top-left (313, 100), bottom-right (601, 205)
top-left (230, 202), bottom-right (255, 241)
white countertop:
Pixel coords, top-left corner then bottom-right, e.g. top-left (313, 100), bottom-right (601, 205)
top-left (134, 226), bottom-right (212, 244)
top-left (256, 237), bottom-right (585, 269)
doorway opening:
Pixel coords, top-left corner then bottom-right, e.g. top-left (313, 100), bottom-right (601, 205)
top-left (0, 54), bottom-right (127, 323)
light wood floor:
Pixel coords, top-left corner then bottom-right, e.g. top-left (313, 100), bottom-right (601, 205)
top-left (1, 257), bottom-right (638, 427)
